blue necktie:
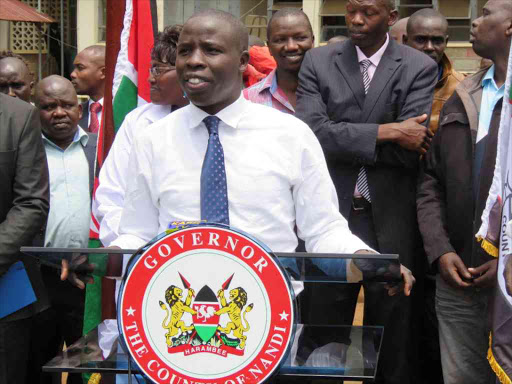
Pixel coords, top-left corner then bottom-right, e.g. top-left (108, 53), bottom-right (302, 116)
top-left (200, 116), bottom-right (229, 225)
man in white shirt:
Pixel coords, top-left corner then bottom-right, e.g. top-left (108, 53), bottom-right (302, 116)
top-left (96, 25), bottom-right (188, 247)
top-left (109, 9), bottom-right (414, 292)
top-left (71, 45), bottom-right (105, 133)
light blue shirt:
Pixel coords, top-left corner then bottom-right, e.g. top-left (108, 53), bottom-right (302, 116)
top-left (476, 65), bottom-right (505, 143)
top-left (43, 127), bottom-right (91, 248)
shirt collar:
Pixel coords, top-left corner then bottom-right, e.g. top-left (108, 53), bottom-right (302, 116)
top-left (187, 93), bottom-right (248, 130)
top-left (257, 69), bottom-right (277, 94)
top-left (42, 125), bottom-right (89, 150)
top-left (481, 65), bottom-right (503, 91)
top-left (89, 97), bottom-right (104, 109)
top-left (147, 103), bottom-right (173, 123)
top-left (355, 33), bottom-right (389, 67)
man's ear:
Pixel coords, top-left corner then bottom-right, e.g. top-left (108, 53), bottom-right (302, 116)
top-left (239, 50), bottom-right (250, 73)
top-left (403, 34), bottom-right (408, 44)
top-left (506, 19), bottom-right (512, 38)
top-left (99, 66), bottom-right (106, 80)
top-left (445, 35), bottom-right (450, 46)
top-left (388, 9), bottom-right (399, 27)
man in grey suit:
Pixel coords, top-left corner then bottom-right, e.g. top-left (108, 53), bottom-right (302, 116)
top-left (0, 93), bottom-right (50, 383)
top-left (296, 1), bottom-right (437, 383)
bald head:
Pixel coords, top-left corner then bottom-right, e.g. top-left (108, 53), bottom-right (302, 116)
top-left (71, 44), bottom-right (106, 101)
top-left (35, 75), bottom-right (77, 106)
top-left (187, 9), bottom-right (249, 52)
top-left (35, 75), bottom-right (82, 150)
top-left (0, 57), bottom-right (33, 102)
top-left (407, 8), bottom-right (448, 36)
top-left (390, 17), bottom-right (409, 43)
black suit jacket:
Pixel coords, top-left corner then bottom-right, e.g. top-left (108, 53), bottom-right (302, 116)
top-left (0, 94), bottom-right (50, 320)
top-left (296, 39), bottom-right (437, 271)
top-left (78, 99), bottom-right (89, 131)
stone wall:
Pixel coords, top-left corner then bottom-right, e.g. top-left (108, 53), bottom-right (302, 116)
top-left (445, 44), bottom-right (483, 74)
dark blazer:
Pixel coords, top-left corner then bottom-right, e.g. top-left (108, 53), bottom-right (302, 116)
top-left (0, 93), bottom-right (50, 320)
top-left (78, 99), bottom-right (89, 131)
top-left (417, 68), bottom-right (499, 269)
top-left (296, 39), bottom-right (437, 271)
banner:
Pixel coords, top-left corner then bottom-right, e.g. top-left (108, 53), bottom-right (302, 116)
top-left (476, 47), bottom-right (512, 384)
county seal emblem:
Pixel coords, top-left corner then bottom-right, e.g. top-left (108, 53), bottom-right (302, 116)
top-left (118, 224), bottom-right (295, 384)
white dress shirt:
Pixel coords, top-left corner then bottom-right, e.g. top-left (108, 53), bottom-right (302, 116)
top-left (111, 95), bottom-right (370, 257)
top-left (88, 97), bottom-right (104, 127)
top-left (43, 127), bottom-right (91, 248)
top-left (355, 33), bottom-right (390, 82)
top-left (95, 102), bottom-right (172, 246)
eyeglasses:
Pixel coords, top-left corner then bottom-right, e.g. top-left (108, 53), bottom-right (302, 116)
top-left (149, 65), bottom-right (176, 77)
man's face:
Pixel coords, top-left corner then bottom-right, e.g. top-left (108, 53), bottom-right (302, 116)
top-left (38, 81), bottom-right (82, 148)
top-left (268, 14), bottom-right (314, 74)
top-left (176, 16), bottom-right (249, 115)
top-left (346, 0), bottom-right (398, 54)
top-left (404, 17), bottom-right (448, 64)
top-left (148, 59), bottom-right (185, 106)
top-left (470, 0), bottom-right (512, 60)
top-left (70, 50), bottom-right (105, 97)
top-left (0, 58), bottom-right (33, 102)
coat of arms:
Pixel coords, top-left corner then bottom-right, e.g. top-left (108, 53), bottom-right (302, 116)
top-left (159, 273), bottom-right (254, 356)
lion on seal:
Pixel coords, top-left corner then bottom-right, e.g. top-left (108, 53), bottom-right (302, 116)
top-left (215, 287), bottom-right (254, 349)
top-left (159, 285), bottom-right (196, 346)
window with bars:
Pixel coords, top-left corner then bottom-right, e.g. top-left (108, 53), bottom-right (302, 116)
top-left (10, 0), bottom-right (70, 54)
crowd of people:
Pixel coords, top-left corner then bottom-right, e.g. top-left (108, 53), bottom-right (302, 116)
top-left (0, 0), bottom-right (511, 383)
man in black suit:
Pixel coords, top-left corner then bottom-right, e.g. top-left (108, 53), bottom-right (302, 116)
top-left (296, 1), bottom-right (437, 383)
top-left (71, 45), bottom-right (105, 133)
top-left (0, 93), bottom-right (49, 383)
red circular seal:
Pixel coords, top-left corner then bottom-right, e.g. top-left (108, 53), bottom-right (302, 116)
top-left (118, 225), bottom-right (295, 383)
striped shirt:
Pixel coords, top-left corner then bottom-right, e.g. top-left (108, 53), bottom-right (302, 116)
top-left (243, 69), bottom-right (294, 114)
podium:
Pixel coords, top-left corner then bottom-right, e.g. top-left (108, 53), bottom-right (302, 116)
top-left (21, 238), bottom-right (399, 383)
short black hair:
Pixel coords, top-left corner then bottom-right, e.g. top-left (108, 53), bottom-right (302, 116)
top-left (187, 9), bottom-right (249, 52)
top-left (267, 8), bottom-right (313, 40)
top-left (350, 0), bottom-right (396, 11)
top-left (407, 8), bottom-right (448, 35)
top-left (152, 24), bottom-right (183, 65)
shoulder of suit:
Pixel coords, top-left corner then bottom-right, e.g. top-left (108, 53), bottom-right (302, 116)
top-left (393, 42), bottom-right (433, 63)
top-left (86, 132), bottom-right (98, 147)
top-left (0, 93), bottom-right (37, 117)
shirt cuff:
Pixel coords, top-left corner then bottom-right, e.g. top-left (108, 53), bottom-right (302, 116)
top-left (111, 234), bottom-right (147, 251)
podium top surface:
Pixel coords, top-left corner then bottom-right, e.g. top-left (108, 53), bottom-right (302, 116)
top-left (20, 247), bottom-right (401, 283)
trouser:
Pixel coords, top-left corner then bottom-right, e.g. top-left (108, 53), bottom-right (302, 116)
top-left (0, 317), bottom-right (32, 384)
top-left (27, 266), bottom-right (85, 384)
top-left (348, 203), bottom-right (419, 384)
top-left (436, 274), bottom-right (495, 384)
top-left (418, 275), bottom-right (444, 384)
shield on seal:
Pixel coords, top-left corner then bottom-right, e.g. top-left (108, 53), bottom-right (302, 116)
top-left (192, 285), bottom-right (220, 342)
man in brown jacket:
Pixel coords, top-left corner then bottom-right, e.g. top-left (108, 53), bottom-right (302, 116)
top-left (405, 9), bottom-right (465, 384)
top-left (404, 8), bottom-right (464, 135)
top-left (417, 1), bottom-right (511, 383)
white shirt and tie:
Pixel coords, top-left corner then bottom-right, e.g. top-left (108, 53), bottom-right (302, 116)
top-left (110, 95), bottom-right (371, 259)
top-left (353, 34), bottom-right (390, 200)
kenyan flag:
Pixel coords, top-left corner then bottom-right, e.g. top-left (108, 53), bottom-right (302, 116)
top-left (192, 286), bottom-right (220, 342)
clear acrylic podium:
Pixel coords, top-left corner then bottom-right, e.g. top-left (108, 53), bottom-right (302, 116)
top-left (20, 247), bottom-right (401, 383)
